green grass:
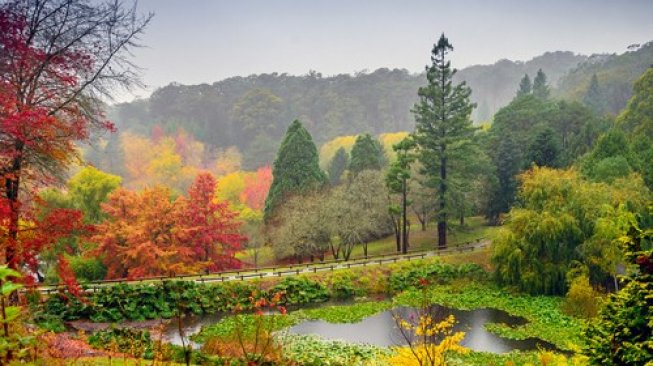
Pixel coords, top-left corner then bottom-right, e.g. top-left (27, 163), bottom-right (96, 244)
top-left (346, 215), bottom-right (499, 258)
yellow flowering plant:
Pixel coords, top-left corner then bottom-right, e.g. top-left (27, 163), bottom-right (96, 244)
top-left (388, 278), bottom-right (468, 366)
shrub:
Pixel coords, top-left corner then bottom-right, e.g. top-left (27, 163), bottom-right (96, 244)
top-left (271, 276), bottom-right (329, 305)
top-left (562, 275), bottom-right (603, 319)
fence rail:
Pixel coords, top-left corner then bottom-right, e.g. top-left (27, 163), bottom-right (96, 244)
top-left (27, 239), bottom-right (488, 295)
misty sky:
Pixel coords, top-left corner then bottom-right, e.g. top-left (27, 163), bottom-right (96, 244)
top-left (116, 0), bottom-right (653, 103)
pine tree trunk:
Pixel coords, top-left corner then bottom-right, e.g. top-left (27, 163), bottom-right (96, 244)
top-left (402, 178), bottom-right (408, 254)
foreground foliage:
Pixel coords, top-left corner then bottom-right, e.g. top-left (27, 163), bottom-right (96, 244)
top-left (584, 211), bottom-right (653, 365)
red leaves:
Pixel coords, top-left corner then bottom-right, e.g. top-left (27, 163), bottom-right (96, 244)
top-left (57, 255), bottom-right (83, 299)
top-left (240, 166), bottom-right (272, 211)
top-left (93, 172), bottom-right (246, 280)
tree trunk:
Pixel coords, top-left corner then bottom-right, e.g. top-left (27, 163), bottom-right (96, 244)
top-left (460, 215), bottom-right (464, 226)
top-left (5, 152), bottom-right (23, 270)
top-left (401, 178), bottom-right (408, 254)
top-left (438, 158), bottom-right (447, 249)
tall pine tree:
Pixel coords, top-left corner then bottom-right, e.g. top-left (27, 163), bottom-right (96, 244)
top-left (532, 69), bottom-right (550, 100)
top-left (516, 74), bottom-right (532, 97)
top-left (583, 74), bottom-right (605, 114)
top-left (264, 120), bottom-right (326, 221)
top-left (412, 34), bottom-right (476, 249)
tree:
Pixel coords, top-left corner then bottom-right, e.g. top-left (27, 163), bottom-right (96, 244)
top-left (331, 171), bottom-right (392, 259)
top-left (583, 74), bottom-right (605, 114)
top-left (412, 34), bottom-right (477, 249)
top-left (516, 74), bottom-right (532, 97)
top-left (386, 137), bottom-right (416, 254)
top-left (93, 186), bottom-right (180, 279)
top-left (348, 133), bottom-right (386, 176)
top-left (67, 167), bottom-right (122, 223)
top-left (178, 172), bottom-right (244, 272)
top-left (618, 68), bottom-right (653, 139)
top-left (269, 192), bottom-right (332, 262)
top-left (0, 0), bottom-right (151, 272)
top-left (492, 167), bottom-right (650, 295)
top-left (527, 128), bottom-right (560, 168)
top-left (532, 69), bottom-right (550, 99)
top-left (240, 166), bottom-right (273, 211)
top-left (584, 212), bottom-right (653, 365)
top-left (327, 147), bottom-right (349, 186)
top-left (264, 120), bottom-right (326, 221)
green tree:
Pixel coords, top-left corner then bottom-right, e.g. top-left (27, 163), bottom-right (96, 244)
top-left (327, 147), bottom-right (349, 185)
top-left (67, 167), bottom-right (122, 223)
top-left (618, 68), bottom-right (653, 138)
top-left (412, 34), bottom-right (477, 249)
top-left (583, 74), bottom-right (605, 114)
top-left (584, 211), bottom-right (653, 365)
top-left (386, 137), bottom-right (416, 254)
top-left (532, 69), bottom-right (550, 100)
top-left (264, 120), bottom-right (326, 221)
top-left (348, 133), bottom-right (386, 176)
top-left (527, 128), bottom-right (560, 168)
top-left (485, 133), bottom-right (521, 225)
top-left (516, 74), bottom-right (532, 97)
top-left (492, 167), bottom-right (650, 295)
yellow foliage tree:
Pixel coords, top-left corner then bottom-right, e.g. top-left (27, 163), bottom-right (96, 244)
top-left (319, 135), bottom-right (357, 168)
top-left (379, 131), bottom-right (410, 161)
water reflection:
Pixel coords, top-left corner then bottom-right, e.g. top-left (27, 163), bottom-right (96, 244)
top-left (288, 306), bottom-right (559, 354)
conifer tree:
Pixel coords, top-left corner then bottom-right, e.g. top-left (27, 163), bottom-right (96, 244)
top-left (263, 120), bottom-right (326, 221)
top-left (528, 128), bottom-right (560, 168)
top-left (532, 69), bottom-right (550, 99)
top-left (516, 74), bottom-right (532, 97)
top-left (583, 74), bottom-right (605, 114)
top-left (327, 147), bottom-right (349, 185)
top-left (412, 34), bottom-right (477, 249)
top-left (348, 133), bottom-right (386, 176)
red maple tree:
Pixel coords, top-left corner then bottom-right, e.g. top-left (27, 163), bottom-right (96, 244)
top-left (179, 172), bottom-right (245, 272)
top-left (0, 0), bottom-right (150, 278)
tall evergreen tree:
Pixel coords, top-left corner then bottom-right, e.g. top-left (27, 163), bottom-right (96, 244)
top-left (527, 128), bottom-right (560, 168)
top-left (516, 74), bottom-right (532, 97)
top-left (532, 69), bottom-right (550, 99)
top-left (348, 133), bottom-right (386, 175)
top-left (583, 74), bottom-right (605, 114)
top-left (486, 133), bottom-right (521, 225)
top-left (263, 120), bottom-right (326, 221)
top-left (412, 34), bottom-right (477, 249)
top-left (327, 147), bottom-right (349, 185)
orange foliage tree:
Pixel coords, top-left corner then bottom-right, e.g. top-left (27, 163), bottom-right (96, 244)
top-left (240, 166), bottom-right (272, 211)
top-left (93, 173), bottom-right (244, 279)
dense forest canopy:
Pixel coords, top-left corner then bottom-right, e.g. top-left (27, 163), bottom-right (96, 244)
top-left (104, 43), bottom-right (652, 171)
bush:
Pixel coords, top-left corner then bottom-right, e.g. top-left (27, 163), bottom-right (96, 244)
top-left (69, 256), bottom-right (107, 282)
top-left (388, 262), bottom-right (486, 293)
top-left (271, 276), bottom-right (329, 305)
top-left (562, 275), bottom-right (603, 319)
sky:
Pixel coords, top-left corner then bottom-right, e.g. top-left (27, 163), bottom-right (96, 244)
top-left (114, 0), bottom-right (653, 103)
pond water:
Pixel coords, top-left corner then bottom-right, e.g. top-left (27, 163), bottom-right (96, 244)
top-left (288, 306), bottom-right (559, 354)
top-left (161, 304), bottom-right (560, 354)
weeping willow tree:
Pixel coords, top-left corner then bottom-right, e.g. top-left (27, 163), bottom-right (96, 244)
top-left (492, 167), bottom-right (650, 295)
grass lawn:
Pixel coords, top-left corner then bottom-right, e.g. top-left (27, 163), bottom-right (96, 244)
top-left (236, 215), bottom-right (501, 266)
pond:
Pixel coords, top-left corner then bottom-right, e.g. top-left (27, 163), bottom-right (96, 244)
top-left (161, 304), bottom-right (561, 354)
top-left (288, 306), bottom-right (560, 353)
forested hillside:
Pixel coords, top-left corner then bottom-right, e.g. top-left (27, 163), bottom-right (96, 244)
top-left (107, 51), bottom-right (588, 169)
top-left (556, 41), bottom-right (653, 114)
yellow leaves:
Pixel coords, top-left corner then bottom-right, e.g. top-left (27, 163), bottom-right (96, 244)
top-left (214, 146), bottom-right (242, 176)
top-left (378, 132), bottom-right (410, 161)
top-left (319, 135), bottom-right (357, 168)
top-left (389, 313), bottom-right (467, 366)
